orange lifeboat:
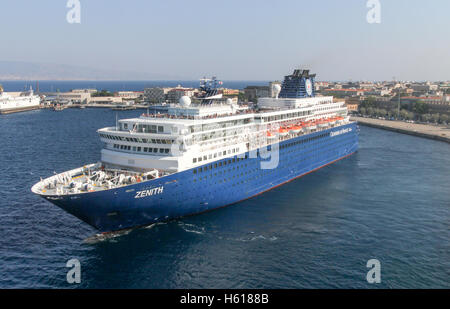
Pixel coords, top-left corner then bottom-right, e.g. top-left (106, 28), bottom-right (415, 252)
top-left (307, 121), bottom-right (317, 130)
top-left (278, 128), bottom-right (289, 137)
top-left (317, 119), bottom-right (329, 128)
top-left (289, 125), bottom-right (302, 134)
top-left (266, 131), bottom-right (277, 140)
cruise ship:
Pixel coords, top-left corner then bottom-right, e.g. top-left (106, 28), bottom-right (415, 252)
top-left (0, 85), bottom-right (41, 114)
top-left (32, 69), bottom-right (359, 233)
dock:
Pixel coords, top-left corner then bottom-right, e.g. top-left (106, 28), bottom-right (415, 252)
top-left (351, 116), bottom-right (450, 144)
top-left (0, 105), bottom-right (41, 115)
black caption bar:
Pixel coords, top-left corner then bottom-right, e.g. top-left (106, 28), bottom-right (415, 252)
top-left (0, 289), bottom-right (445, 307)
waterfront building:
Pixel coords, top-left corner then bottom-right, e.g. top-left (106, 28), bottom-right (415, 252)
top-left (144, 87), bottom-right (166, 103)
top-left (244, 85), bottom-right (270, 101)
top-left (58, 91), bottom-right (91, 104)
top-left (221, 88), bottom-right (240, 96)
top-left (115, 91), bottom-right (142, 100)
top-left (167, 87), bottom-right (195, 103)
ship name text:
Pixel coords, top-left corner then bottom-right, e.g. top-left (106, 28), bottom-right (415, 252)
top-left (330, 128), bottom-right (352, 137)
top-left (134, 186), bottom-right (164, 199)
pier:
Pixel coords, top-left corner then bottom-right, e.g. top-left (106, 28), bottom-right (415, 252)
top-left (351, 116), bottom-right (450, 144)
top-left (0, 105), bottom-right (41, 114)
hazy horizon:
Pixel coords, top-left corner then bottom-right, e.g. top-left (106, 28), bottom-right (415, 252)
top-left (1, 0), bottom-right (449, 81)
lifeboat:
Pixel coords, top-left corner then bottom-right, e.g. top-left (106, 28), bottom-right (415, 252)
top-left (266, 131), bottom-right (277, 140)
top-left (289, 125), bottom-right (302, 134)
top-left (310, 122), bottom-right (318, 130)
top-left (317, 119), bottom-right (329, 128)
top-left (278, 128), bottom-right (289, 137)
top-left (328, 117), bottom-right (337, 125)
top-left (335, 116), bottom-right (345, 124)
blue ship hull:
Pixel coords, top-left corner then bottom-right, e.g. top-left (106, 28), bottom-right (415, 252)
top-left (41, 122), bottom-right (358, 232)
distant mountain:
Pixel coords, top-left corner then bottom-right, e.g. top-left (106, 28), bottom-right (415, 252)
top-left (0, 61), bottom-right (180, 80)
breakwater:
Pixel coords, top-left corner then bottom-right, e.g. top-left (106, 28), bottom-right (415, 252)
top-left (351, 116), bottom-right (450, 144)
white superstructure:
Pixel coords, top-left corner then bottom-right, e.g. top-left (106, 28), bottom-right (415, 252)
top-left (0, 86), bottom-right (41, 114)
top-left (97, 94), bottom-right (349, 174)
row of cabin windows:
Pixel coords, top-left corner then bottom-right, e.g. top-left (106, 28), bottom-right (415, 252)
top-left (258, 111), bottom-right (312, 123)
top-left (280, 132), bottom-right (329, 150)
top-left (100, 133), bottom-right (174, 145)
top-left (192, 147), bottom-right (240, 164)
top-left (121, 123), bottom-right (164, 133)
top-left (189, 118), bottom-right (252, 133)
top-left (193, 137), bottom-right (354, 186)
top-left (193, 154), bottom-right (249, 174)
top-left (113, 144), bottom-right (170, 154)
top-left (282, 135), bottom-right (354, 157)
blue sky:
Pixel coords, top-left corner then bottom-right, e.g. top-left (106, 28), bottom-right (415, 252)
top-left (1, 0), bottom-right (449, 81)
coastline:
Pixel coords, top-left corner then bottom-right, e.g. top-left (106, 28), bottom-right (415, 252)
top-left (351, 116), bottom-right (450, 144)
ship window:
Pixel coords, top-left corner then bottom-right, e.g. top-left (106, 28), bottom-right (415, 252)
top-left (133, 147), bottom-right (136, 151)
top-left (158, 126), bottom-right (164, 133)
top-left (223, 151), bottom-right (226, 155)
top-left (144, 147), bottom-right (148, 152)
top-left (137, 147), bottom-right (141, 152)
top-left (151, 139), bottom-right (156, 143)
top-left (124, 123), bottom-right (128, 129)
top-left (153, 148), bottom-right (157, 152)
top-left (164, 149), bottom-right (169, 154)
top-left (203, 156), bottom-right (207, 161)
top-left (127, 146), bottom-right (131, 150)
top-left (159, 148), bottom-right (164, 153)
top-left (198, 157), bottom-right (202, 162)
